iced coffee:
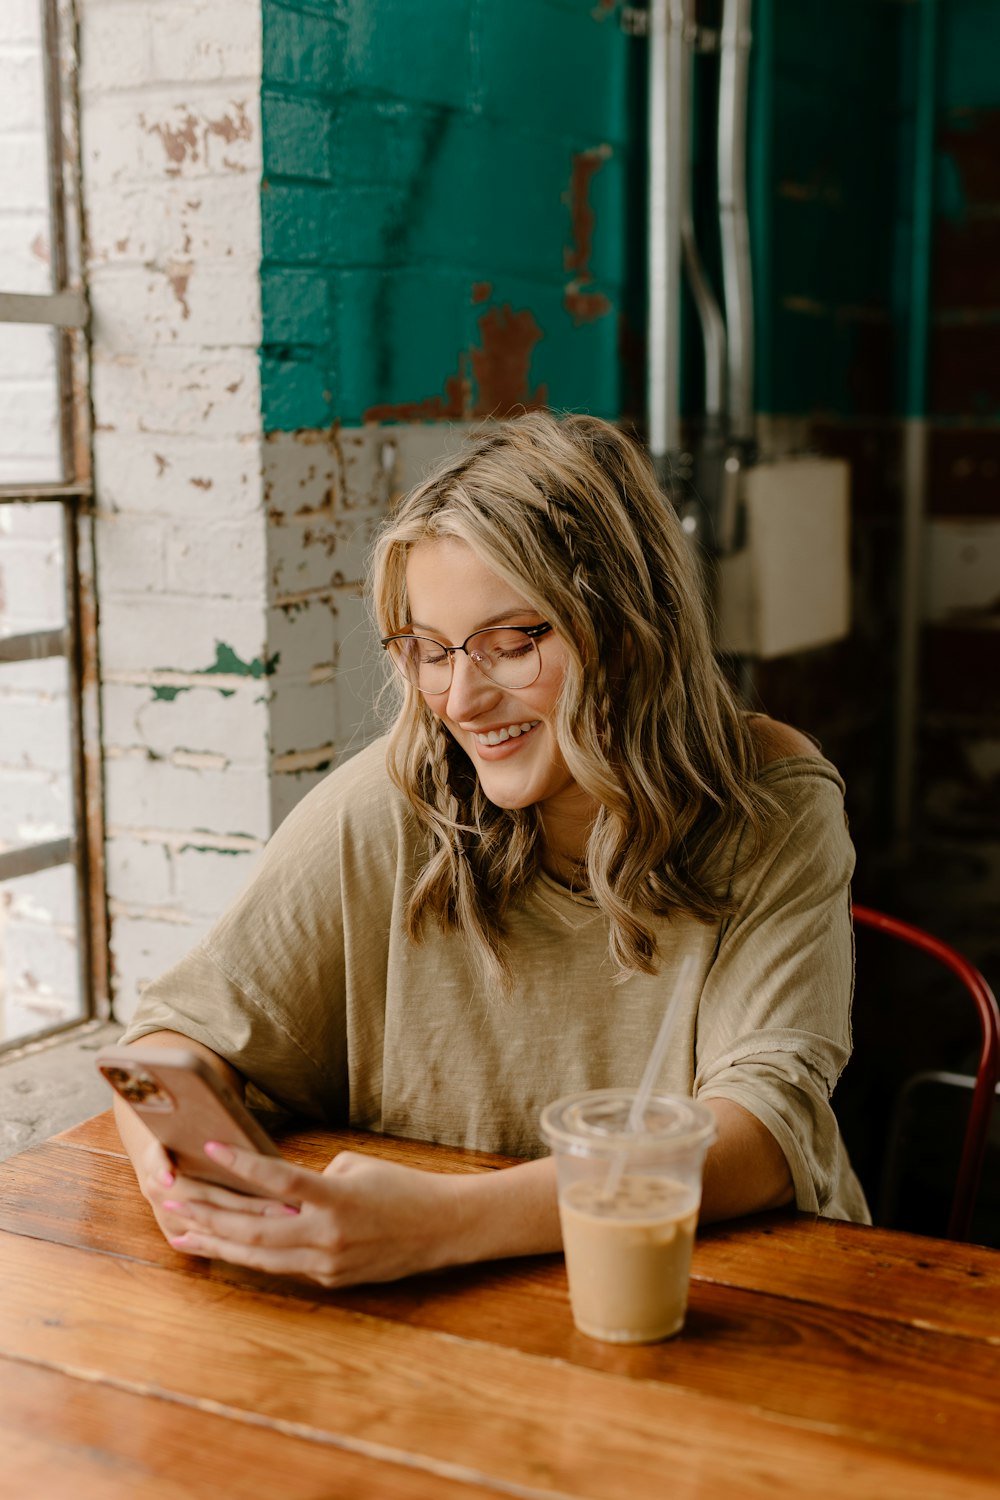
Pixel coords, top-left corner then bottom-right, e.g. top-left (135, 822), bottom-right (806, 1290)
top-left (541, 1090), bottom-right (716, 1344)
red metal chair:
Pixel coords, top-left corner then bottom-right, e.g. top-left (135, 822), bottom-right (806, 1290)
top-left (852, 904), bottom-right (1000, 1241)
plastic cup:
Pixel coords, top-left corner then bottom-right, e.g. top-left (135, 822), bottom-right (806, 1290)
top-left (540, 1089), bottom-right (717, 1344)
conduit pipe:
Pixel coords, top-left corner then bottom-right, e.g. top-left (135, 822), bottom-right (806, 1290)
top-left (647, 0), bottom-right (687, 484)
top-left (717, 0), bottom-right (754, 445)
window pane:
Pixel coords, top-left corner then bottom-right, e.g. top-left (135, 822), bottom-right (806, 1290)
top-left (0, 323), bottom-right (62, 483)
top-left (0, 499), bottom-right (77, 1045)
top-left (0, 0), bottom-right (55, 296)
top-left (0, 864), bottom-right (82, 1044)
top-left (0, 497), bottom-right (66, 629)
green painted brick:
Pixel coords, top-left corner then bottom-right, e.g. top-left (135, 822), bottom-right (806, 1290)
top-left (478, 0), bottom-right (631, 146)
top-left (261, 352), bottom-right (337, 429)
top-left (260, 0), bottom-right (642, 432)
top-left (263, 3), bottom-right (345, 95)
top-left (331, 98), bottom-right (456, 190)
top-left (340, 0), bottom-right (473, 110)
top-left (333, 268), bottom-right (469, 416)
top-left (263, 93), bottom-right (335, 181)
top-left (330, 269), bottom-right (623, 423)
top-left (261, 267), bottom-right (334, 344)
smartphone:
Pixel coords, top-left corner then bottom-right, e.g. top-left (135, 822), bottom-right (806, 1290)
top-left (96, 1043), bottom-right (283, 1196)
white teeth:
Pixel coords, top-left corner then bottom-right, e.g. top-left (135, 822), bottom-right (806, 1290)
top-left (475, 721), bottom-right (539, 746)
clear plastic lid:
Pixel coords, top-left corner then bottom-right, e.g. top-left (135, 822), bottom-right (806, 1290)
top-left (540, 1088), bottom-right (717, 1157)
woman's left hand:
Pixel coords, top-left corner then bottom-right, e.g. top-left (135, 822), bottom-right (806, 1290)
top-left (164, 1143), bottom-right (466, 1288)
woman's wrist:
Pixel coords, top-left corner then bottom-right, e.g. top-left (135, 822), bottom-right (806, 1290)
top-left (429, 1156), bottom-right (563, 1270)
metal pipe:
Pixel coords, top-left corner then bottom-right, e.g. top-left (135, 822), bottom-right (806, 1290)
top-left (718, 0), bottom-right (754, 442)
top-left (894, 0), bottom-right (938, 844)
top-left (647, 0), bottom-right (686, 478)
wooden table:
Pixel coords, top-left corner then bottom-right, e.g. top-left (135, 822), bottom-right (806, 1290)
top-left (2, 1112), bottom-right (998, 1500)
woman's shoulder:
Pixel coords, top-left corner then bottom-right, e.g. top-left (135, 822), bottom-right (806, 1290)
top-left (724, 718), bottom-right (854, 899)
top-left (747, 714), bottom-right (824, 767)
top-left (744, 716), bottom-right (849, 848)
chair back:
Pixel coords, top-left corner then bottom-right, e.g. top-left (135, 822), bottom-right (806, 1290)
top-left (851, 904), bottom-right (1000, 1241)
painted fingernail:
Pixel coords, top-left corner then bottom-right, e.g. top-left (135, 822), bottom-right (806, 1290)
top-left (162, 1200), bottom-right (183, 1212)
top-left (282, 1204), bottom-right (300, 1215)
top-left (204, 1141), bottom-right (234, 1164)
top-left (160, 1169), bottom-right (175, 1187)
top-left (169, 1234), bottom-right (189, 1247)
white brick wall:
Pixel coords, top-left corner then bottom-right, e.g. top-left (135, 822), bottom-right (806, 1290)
top-left (80, 0), bottom-right (267, 1018)
top-left (2, 1), bottom-right (474, 1035)
top-left (0, 1), bottom-right (82, 1042)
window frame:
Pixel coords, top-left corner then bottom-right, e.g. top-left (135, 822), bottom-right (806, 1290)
top-left (0, 0), bottom-right (107, 1053)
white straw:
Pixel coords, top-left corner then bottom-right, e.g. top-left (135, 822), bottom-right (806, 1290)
top-left (602, 953), bottom-right (698, 1200)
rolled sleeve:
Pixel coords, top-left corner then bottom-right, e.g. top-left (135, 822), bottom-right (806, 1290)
top-left (694, 760), bottom-right (859, 1216)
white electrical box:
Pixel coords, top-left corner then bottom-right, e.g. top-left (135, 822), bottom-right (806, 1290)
top-left (715, 458), bottom-right (851, 659)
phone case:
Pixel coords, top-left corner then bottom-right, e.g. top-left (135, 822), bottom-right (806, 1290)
top-left (95, 1044), bottom-right (282, 1195)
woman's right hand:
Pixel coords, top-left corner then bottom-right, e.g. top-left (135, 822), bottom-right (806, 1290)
top-left (117, 1096), bottom-right (296, 1244)
top-left (108, 1030), bottom-right (284, 1245)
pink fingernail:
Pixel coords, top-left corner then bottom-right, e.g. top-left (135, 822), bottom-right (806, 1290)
top-left (162, 1199), bottom-right (182, 1212)
top-left (161, 1169), bottom-right (175, 1187)
top-left (204, 1140), bottom-right (234, 1164)
top-left (282, 1204), bottom-right (300, 1216)
top-left (169, 1235), bottom-right (189, 1247)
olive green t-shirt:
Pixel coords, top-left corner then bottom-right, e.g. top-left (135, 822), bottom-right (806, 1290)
top-left (124, 736), bottom-right (869, 1222)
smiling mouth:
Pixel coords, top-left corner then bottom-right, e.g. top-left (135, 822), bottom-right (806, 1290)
top-left (473, 720), bottom-right (540, 746)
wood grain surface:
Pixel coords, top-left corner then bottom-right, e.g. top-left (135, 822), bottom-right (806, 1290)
top-left (2, 1110), bottom-right (998, 1500)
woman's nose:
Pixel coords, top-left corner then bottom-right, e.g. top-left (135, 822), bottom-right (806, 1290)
top-left (444, 650), bottom-right (499, 719)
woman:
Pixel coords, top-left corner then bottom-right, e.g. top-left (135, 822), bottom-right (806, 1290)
top-left (116, 411), bottom-right (869, 1287)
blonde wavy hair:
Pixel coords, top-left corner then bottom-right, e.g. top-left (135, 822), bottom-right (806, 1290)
top-left (370, 410), bottom-right (776, 994)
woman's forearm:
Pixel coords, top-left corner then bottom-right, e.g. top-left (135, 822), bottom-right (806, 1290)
top-left (438, 1155), bottom-right (563, 1266)
top-left (437, 1098), bottom-right (795, 1270)
top-left (698, 1097), bottom-right (795, 1222)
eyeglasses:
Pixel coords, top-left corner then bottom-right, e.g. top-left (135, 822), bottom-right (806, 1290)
top-left (381, 623), bottom-right (553, 694)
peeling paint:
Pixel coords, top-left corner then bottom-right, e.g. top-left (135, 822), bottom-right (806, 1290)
top-left (363, 371), bottom-right (468, 425)
top-left (150, 643), bottom-right (281, 702)
top-left (272, 745), bottom-right (334, 774)
top-left (562, 145), bottom-right (614, 325)
top-left (117, 827), bottom-right (262, 855)
top-left (273, 584), bottom-right (341, 612)
top-left (153, 453), bottom-right (170, 475)
top-left (363, 297), bottom-right (547, 423)
top-left (142, 110), bottom-right (200, 166)
top-left (140, 103), bottom-right (253, 175)
top-left (165, 262), bottom-right (192, 320)
top-left (189, 477), bottom-right (213, 490)
top-left (107, 901), bottom-right (198, 926)
top-left (471, 281), bottom-right (493, 304)
top-left (471, 305), bottom-right (547, 415)
top-left (171, 749), bottom-right (230, 771)
top-left (206, 105), bottom-right (253, 146)
top-left (564, 285), bottom-right (613, 327)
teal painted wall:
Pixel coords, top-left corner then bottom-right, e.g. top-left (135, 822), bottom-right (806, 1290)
top-left (260, 0), bottom-right (643, 431)
top-left (926, 0), bottom-right (1000, 422)
top-left (747, 0), bottom-right (901, 419)
top-left (747, 0), bottom-right (1000, 424)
